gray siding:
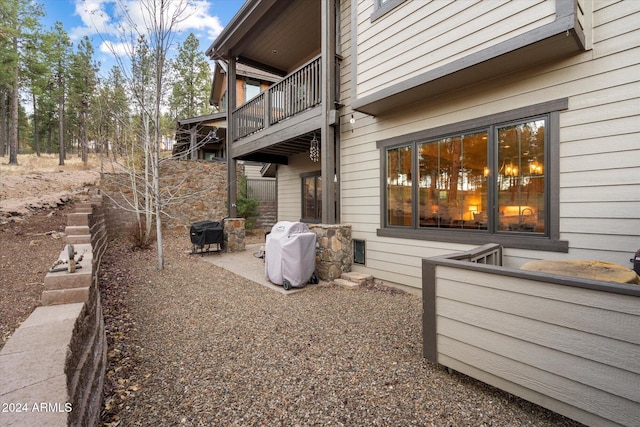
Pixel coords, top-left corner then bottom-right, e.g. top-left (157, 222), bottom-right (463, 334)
top-left (427, 263), bottom-right (640, 427)
top-left (336, 0), bottom-right (640, 289)
top-left (355, 0), bottom-right (556, 98)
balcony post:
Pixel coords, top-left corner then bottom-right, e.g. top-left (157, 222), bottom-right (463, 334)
top-left (321, 0), bottom-right (337, 224)
top-left (227, 52), bottom-right (238, 218)
top-left (264, 89), bottom-right (270, 131)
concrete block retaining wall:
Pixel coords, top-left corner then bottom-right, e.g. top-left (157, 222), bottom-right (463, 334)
top-left (0, 197), bottom-right (108, 427)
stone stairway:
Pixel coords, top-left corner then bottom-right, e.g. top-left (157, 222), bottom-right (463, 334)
top-left (256, 200), bottom-right (277, 230)
top-left (334, 272), bottom-right (374, 289)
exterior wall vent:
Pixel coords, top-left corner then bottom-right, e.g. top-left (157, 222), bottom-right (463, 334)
top-left (353, 239), bottom-right (365, 265)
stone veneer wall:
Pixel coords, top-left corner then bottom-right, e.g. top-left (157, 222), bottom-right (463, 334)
top-left (0, 197), bottom-right (107, 427)
top-left (101, 159), bottom-right (243, 233)
top-left (308, 224), bottom-right (353, 281)
top-left (224, 218), bottom-right (246, 252)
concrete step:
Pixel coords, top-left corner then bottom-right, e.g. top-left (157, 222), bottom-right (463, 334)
top-left (65, 234), bottom-right (91, 244)
top-left (341, 272), bottom-right (374, 285)
top-left (334, 278), bottom-right (360, 289)
top-left (334, 272), bottom-right (375, 289)
top-left (65, 225), bottom-right (90, 235)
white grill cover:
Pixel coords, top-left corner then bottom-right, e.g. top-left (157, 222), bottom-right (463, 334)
top-left (264, 221), bottom-right (316, 287)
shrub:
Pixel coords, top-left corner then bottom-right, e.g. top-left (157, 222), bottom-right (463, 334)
top-left (237, 175), bottom-right (260, 230)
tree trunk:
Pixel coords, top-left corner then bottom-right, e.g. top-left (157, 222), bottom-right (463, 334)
top-left (58, 92), bottom-right (64, 166)
top-left (33, 92), bottom-right (40, 156)
top-left (9, 39), bottom-right (19, 165)
top-left (81, 97), bottom-right (88, 165)
top-left (0, 87), bottom-right (6, 157)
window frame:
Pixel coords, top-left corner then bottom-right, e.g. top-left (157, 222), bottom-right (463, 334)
top-left (371, 0), bottom-right (407, 22)
top-left (300, 171), bottom-right (322, 223)
top-left (376, 99), bottom-right (568, 252)
top-left (244, 78), bottom-right (262, 103)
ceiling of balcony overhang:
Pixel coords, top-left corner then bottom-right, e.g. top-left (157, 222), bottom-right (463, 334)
top-left (236, 130), bottom-right (319, 164)
top-left (207, 0), bottom-right (321, 75)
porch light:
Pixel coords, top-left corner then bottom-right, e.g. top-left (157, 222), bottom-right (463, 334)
top-left (310, 133), bottom-right (320, 162)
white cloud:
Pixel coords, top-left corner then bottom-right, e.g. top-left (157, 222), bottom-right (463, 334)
top-left (70, 0), bottom-right (225, 44)
top-left (70, 0), bottom-right (118, 41)
top-left (99, 39), bottom-right (131, 57)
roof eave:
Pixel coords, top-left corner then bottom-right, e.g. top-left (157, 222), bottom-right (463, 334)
top-left (206, 0), bottom-right (275, 60)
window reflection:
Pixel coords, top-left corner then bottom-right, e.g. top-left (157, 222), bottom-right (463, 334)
top-left (386, 145), bottom-right (412, 226)
top-left (383, 117), bottom-right (547, 234)
top-left (303, 175), bottom-right (322, 220)
top-left (497, 120), bottom-right (545, 233)
top-left (418, 132), bottom-right (488, 229)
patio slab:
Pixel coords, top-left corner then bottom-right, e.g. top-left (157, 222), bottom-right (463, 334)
top-left (198, 243), bottom-right (316, 294)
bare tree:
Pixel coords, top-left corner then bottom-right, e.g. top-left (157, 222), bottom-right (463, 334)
top-left (87, 0), bottom-right (196, 269)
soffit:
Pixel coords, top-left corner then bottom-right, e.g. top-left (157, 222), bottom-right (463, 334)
top-left (208, 0), bottom-right (321, 74)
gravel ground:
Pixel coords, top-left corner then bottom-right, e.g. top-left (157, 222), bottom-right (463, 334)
top-left (99, 230), bottom-right (584, 427)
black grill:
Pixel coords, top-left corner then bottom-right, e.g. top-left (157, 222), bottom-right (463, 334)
top-left (190, 220), bottom-right (224, 255)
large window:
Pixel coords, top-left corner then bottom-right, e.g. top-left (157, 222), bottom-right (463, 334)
top-left (378, 100), bottom-right (568, 252)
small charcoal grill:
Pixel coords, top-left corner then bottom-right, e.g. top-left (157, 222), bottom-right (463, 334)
top-left (190, 220), bottom-right (224, 255)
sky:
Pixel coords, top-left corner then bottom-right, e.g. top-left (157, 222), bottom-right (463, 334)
top-left (39, 0), bottom-right (246, 78)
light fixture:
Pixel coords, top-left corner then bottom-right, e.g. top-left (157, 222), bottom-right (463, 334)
top-left (309, 133), bottom-right (320, 162)
top-left (350, 114), bottom-right (355, 133)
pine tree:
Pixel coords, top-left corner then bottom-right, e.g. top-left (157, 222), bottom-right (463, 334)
top-left (0, 0), bottom-right (43, 163)
top-left (169, 32), bottom-right (211, 120)
top-left (69, 36), bottom-right (98, 164)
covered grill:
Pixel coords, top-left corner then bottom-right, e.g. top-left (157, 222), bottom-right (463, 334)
top-left (265, 221), bottom-right (317, 290)
top-left (190, 220), bottom-right (224, 255)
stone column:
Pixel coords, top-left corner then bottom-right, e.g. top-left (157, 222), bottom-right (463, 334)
top-left (223, 218), bottom-right (245, 252)
top-left (309, 224), bottom-right (352, 280)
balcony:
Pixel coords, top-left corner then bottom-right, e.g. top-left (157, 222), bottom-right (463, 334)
top-left (230, 54), bottom-right (338, 164)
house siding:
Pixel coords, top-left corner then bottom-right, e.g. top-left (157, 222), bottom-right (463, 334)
top-left (429, 264), bottom-right (640, 427)
top-left (355, 0), bottom-right (557, 99)
top-left (335, 0), bottom-right (640, 290)
top-left (277, 153), bottom-right (320, 222)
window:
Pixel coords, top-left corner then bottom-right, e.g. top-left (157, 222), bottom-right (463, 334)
top-left (378, 99), bottom-right (568, 252)
top-left (245, 79), bottom-right (261, 102)
top-left (301, 172), bottom-right (322, 222)
top-left (371, 0), bottom-right (407, 22)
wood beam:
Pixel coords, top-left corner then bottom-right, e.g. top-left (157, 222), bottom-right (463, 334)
top-left (227, 53), bottom-right (238, 218)
top-left (321, 0), bottom-right (337, 224)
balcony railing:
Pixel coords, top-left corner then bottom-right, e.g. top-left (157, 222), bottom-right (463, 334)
top-left (232, 55), bottom-right (322, 141)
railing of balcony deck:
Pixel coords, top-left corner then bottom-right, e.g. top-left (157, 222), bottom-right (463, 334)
top-left (269, 55), bottom-right (321, 125)
top-left (232, 55), bottom-right (322, 141)
top-left (234, 93), bottom-right (265, 140)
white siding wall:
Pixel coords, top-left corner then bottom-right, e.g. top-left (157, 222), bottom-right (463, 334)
top-left (277, 153), bottom-right (321, 222)
top-left (337, 0), bottom-right (640, 290)
top-left (355, 0), bottom-right (556, 98)
top-left (241, 162), bottom-right (266, 179)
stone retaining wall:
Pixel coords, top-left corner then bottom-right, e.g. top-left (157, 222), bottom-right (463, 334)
top-left (0, 198), bottom-right (108, 427)
top-left (101, 159), bottom-right (242, 233)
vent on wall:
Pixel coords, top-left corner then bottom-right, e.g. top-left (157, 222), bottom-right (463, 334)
top-left (353, 239), bottom-right (365, 265)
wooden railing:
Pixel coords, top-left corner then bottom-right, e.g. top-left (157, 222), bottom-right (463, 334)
top-left (444, 243), bottom-right (503, 265)
top-left (232, 55), bottom-right (322, 141)
top-left (234, 93), bottom-right (265, 141)
top-left (268, 55), bottom-right (321, 125)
